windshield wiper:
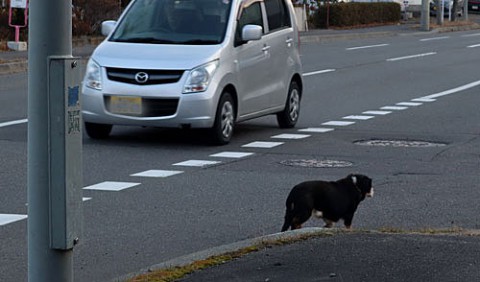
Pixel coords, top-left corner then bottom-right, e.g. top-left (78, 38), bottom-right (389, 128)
top-left (180, 39), bottom-right (220, 45)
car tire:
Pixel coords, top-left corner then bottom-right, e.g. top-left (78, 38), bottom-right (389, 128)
top-left (210, 92), bottom-right (235, 145)
top-left (85, 122), bottom-right (113, 139)
top-left (277, 80), bottom-right (301, 128)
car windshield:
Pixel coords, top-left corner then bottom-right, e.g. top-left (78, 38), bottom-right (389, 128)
top-left (110, 0), bottom-right (232, 45)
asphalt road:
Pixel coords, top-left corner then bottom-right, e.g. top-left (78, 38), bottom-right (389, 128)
top-left (1, 29), bottom-right (480, 281)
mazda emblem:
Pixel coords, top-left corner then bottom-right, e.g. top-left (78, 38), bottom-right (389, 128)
top-left (135, 72), bottom-right (149, 84)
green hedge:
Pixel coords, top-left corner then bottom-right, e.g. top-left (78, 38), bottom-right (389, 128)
top-left (310, 2), bottom-right (402, 28)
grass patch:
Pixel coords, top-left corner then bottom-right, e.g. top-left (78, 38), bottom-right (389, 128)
top-left (129, 246), bottom-right (259, 282)
top-left (375, 226), bottom-right (480, 236)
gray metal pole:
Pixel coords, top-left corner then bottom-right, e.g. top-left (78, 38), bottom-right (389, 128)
top-left (421, 0), bottom-right (430, 31)
top-left (27, 0), bottom-right (73, 281)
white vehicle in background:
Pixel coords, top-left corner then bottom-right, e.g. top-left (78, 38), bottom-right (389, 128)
top-left (81, 0), bottom-right (303, 145)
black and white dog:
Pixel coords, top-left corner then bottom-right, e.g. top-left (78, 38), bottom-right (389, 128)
top-left (281, 174), bottom-right (374, 232)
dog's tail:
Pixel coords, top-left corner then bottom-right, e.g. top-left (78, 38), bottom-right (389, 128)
top-left (281, 197), bottom-right (295, 232)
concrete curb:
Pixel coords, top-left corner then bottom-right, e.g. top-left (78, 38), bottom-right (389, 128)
top-left (72, 36), bottom-right (104, 48)
top-left (0, 60), bottom-right (28, 75)
top-left (0, 58), bottom-right (89, 76)
top-left (300, 31), bottom-right (396, 43)
top-left (113, 227), bottom-right (328, 282)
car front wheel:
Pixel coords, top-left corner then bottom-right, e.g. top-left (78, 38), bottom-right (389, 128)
top-left (84, 122), bottom-right (113, 139)
top-left (210, 92), bottom-right (235, 145)
top-left (277, 81), bottom-right (301, 128)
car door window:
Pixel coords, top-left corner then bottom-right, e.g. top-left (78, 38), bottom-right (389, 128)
top-left (264, 0), bottom-right (291, 32)
top-left (235, 2), bottom-right (264, 46)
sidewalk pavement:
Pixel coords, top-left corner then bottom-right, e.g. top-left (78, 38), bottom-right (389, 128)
top-left (121, 228), bottom-right (480, 282)
top-left (2, 18), bottom-right (480, 75)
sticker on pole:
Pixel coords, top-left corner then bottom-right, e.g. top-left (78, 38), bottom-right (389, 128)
top-left (10, 0), bottom-right (27, 8)
top-left (67, 86), bottom-right (81, 135)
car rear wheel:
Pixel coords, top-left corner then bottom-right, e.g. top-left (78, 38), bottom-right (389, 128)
top-left (277, 81), bottom-right (301, 128)
top-left (210, 92), bottom-right (235, 145)
top-left (84, 122), bottom-right (113, 139)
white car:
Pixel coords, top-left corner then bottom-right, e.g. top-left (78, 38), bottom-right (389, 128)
top-left (82, 0), bottom-right (303, 145)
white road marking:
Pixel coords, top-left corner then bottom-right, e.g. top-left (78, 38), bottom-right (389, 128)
top-left (343, 115), bottom-right (374, 120)
top-left (420, 80), bottom-right (480, 100)
top-left (210, 152), bottom-right (254, 158)
top-left (363, 110), bottom-right (391, 115)
top-left (387, 52), bottom-right (436, 62)
top-left (467, 44), bottom-right (480, 48)
top-left (83, 197), bottom-right (92, 202)
top-left (381, 106), bottom-right (408, 110)
top-left (412, 98), bottom-right (436, 102)
top-left (173, 160), bottom-right (221, 167)
top-left (298, 127), bottom-right (334, 133)
top-left (131, 170), bottom-right (184, 178)
top-left (397, 102), bottom-right (422, 106)
top-left (0, 119), bottom-right (28, 128)
top-left (242, 141), bottom-right (284, 148)
top-left (271, 133), bottom-right (310, 139)
top-left (346, 43), bottom-right (389, 50)
top-left (0, 214), bottom-right (27, 226)
top-left (302, 69), bottom-right (335, 77)
top-left (322, 121), bottom-right (355, 126)
top-left (83, 181), bottom-right (141, 191)
top-left (419, 36), bottom-right (449, 42)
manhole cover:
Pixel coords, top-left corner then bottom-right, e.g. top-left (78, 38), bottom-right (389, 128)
top-left (354, 139), bottom-right (447, 148)
top-left (280, 159), bottom-right (353, 168)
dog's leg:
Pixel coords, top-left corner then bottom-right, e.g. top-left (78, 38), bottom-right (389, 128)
top-left (290, 216), bottom-right (303, 230)
top-left (281, 199), bottom-right (296, 232)
top-left (343, 213), bottom-right (354, 229)
top-left (323, 219), bottom-right (334, 228)
top-left (292, 223), bottom-right (302, 230)
top-left (312, 209), bottom-right (323, 218)
top-left (281, 210), bottom-right (293, 232)
top-left (290, 208), bottom-right (312, 230)
top-left (315, 210), bottom-right (335, 228)
top-left (281, 220), bottom-right (291, 232)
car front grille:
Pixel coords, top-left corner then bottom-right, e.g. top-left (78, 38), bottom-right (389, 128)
top-left (106, 68), bottom-right (184, 85)
top-left (104, 96), bottom-right (179, 117)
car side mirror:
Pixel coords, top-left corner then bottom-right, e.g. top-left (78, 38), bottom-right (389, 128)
top-left (101, 20), bottom-right (117, 37)
top-left (242, 24), bottom-right (262, 42)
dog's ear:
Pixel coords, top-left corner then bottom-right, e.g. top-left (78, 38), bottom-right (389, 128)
top-left (350, 174), bottom-right (357, 185)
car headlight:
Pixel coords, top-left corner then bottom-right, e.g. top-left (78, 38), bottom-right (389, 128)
top-left (183, 60), bottom-right (218, 94)
top-left (85, 59), bottom-right (102, 90)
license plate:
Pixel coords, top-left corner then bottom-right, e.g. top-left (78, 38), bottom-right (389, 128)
top-left (110, 96), bottom-right (142, 115)
top-left (473, 5), bottom-right (478, 9)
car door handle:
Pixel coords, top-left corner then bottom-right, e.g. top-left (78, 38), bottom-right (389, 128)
top-left (286, 38), bottom-right (293, 47)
